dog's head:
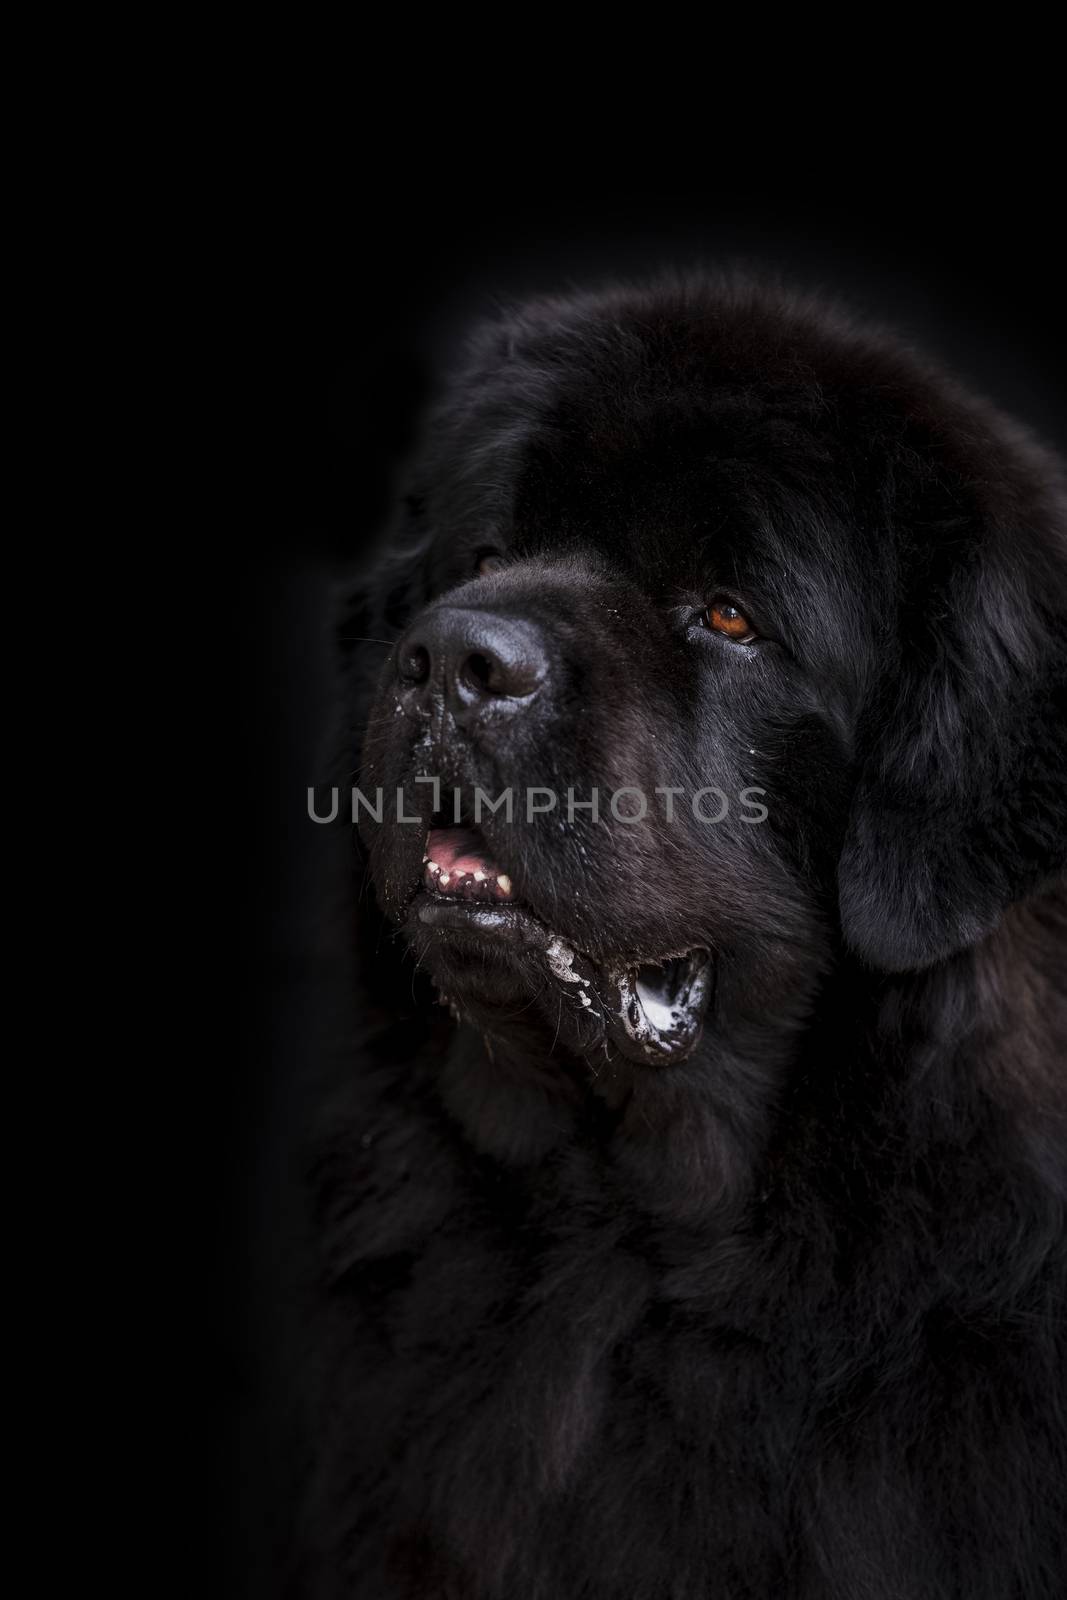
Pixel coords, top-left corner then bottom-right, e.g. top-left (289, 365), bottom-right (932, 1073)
top-left (350, 278), bottom-right (1066, 1097)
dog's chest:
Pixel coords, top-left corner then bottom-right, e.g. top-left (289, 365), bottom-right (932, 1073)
top-left (337, 1198), bottom-right (804, 1596)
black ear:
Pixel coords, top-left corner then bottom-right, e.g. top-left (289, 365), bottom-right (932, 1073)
top-left (838, 549), bottom-right (1067, 971)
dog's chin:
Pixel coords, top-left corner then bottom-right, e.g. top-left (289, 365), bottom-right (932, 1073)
top-left (398, 821), bottom-right (714, 1065)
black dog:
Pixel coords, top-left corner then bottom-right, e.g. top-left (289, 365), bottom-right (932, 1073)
top-left (306, 276), bottom-right (1067, 1598)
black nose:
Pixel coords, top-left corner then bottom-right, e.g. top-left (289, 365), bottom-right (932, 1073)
top-left (397, 607), bottom-right (549, 715)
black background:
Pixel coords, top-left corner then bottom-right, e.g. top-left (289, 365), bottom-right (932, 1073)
top-left (227, 176), bottom-right (1066, 1590)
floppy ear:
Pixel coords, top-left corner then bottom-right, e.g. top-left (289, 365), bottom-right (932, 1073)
top-left (838, 546), bottom-right (1067, 972)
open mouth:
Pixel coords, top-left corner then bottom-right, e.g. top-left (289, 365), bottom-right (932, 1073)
top-left (423, 825), bottom-right (515, 902)
top-left (415, 821), bottom-right (713, 1064)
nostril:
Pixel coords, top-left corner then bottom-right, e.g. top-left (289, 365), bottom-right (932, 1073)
top-left (462, 651), bottom-right (495, 693)
top-left (398, 643), bottom-right (430, 685)
top-left (459, 638), bottom-right (545, 700)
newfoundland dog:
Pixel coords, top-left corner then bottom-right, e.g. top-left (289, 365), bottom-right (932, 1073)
top-left (305, 275), bottom-right (1066, 1599)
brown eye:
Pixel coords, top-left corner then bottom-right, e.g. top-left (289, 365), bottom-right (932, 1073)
top-left (476, 549), bottom-right (506, 577)
top-left (702, 598), bottom-right (757, 642)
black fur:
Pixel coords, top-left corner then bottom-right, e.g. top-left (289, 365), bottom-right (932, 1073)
top-left (304, 276), bottom-right (1067, 1598)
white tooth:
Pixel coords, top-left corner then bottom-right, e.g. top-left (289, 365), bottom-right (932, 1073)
top-left (439, 874), bottom-right (450, 887)
top-left (473, 870), bottom-right (485, 882)
top-left (428, 862), bottom-right (441, 875)
top-left (496, 875), bottom-right (512, 895)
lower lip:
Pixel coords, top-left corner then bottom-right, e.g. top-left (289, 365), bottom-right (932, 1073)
top-left (411, 894), bottom-right (713, 1064)
top-left (413, 894), bottom-right (549, 948)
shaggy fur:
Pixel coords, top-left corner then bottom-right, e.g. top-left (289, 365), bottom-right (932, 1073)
top-left (303, 276), bottom-right (1067, 1598)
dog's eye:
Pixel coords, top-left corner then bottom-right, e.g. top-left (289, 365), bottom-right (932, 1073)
top-left (475, 549), bottom-right (506, 577)
top-left (702, 598), bottom-right (757, 642)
